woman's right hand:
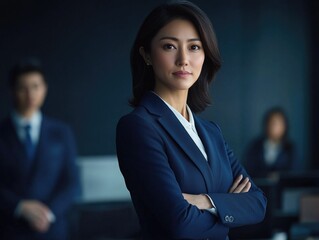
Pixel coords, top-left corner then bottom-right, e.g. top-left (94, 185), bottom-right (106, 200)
top-left (229, 174), bottom-right (251, 193)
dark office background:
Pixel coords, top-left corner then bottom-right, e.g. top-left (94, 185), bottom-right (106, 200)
top-left (0, 0), bottom-right (318, 169)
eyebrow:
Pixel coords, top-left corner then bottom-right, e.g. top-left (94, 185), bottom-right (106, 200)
top-left (159, 36), bottom-right (201, 42)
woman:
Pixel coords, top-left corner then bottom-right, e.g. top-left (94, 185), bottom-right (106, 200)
top-left (244, 107), bottom-right (296, 179)
top-left (116, 1), bottom-right (267, 239)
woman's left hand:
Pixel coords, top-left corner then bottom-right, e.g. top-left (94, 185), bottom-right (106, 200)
top-left (182, 193), bottom-right (213, 210)
top-left (228, 174), bottom-right (251, 193)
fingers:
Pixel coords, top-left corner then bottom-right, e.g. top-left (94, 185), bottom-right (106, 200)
top-left (182, 193), bottom-right (211, 210)
top-left (229, 175), bottom-right (252, 193)
top-left (242, 181), bottom-right (251, 193)
top-left (232, 177), bottom-right (249, 193)
top-left (31, 218), bottom-right (50, 232)
top-left (29, 207), bottom-right (51, 233)
top-left (228, 175), bottom-right (243, 193)
top-left (20, 200), bottom-right (51, 233)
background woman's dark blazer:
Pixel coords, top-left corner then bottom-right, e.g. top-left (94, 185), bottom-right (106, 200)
top-left (243, 137), bottom-right (296, 178)
top-left (116, 92), bottom-right (267, 240)
top-left (0, 115), bottom-right (80, 239)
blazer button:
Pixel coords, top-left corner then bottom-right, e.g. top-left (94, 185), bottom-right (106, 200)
top-left (225, 215), bottom-right (230, 222)
top-left (229, 216), bottom-right (234, 222)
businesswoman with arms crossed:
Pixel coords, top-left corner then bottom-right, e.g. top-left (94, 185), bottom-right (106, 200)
top-left (116, 1), bottom-right (267, 239)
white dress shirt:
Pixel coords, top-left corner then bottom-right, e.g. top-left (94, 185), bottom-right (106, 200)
top-left (12, 110), bottom-right (42, 146)
top-left (163, 101), bottom-right (208, 161)
top-left (263, 140), bottom-right (281, 166)
top-left (154, 93), bottom-right (218, 215)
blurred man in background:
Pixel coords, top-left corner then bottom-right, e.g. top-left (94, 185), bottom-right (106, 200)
top-left (0, 59), bottom-right (80, 239)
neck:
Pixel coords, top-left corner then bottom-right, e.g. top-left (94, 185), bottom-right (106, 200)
top-left (267, 138), bottom-right (281, 145)
top-left (154, 88), bottom-right (189, 120)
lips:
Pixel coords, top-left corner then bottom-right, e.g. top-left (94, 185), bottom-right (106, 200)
top-left (172, 71), bottom-right (192, 77)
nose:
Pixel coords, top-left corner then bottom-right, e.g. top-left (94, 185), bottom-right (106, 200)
top-left (176, 48), bottom-right (189, 67)
top-left (26, 87), bottom-right (34, 97)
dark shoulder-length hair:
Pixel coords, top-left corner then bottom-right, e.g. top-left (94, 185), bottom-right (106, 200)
top-left (130, 0), bottom-right (221, 113)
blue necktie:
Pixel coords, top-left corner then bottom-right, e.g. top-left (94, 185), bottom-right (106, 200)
top-left (24, 124), bottom-right (35, 160)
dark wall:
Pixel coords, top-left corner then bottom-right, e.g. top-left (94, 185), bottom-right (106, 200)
top-left (0, 0), bottom-right (312, 168)
top-left (310, 0), bottom-right (319, 168)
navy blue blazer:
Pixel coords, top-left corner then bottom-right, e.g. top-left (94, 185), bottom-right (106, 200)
top-left (0, 115), bottom-right (80, 239)
top-left (116, 92), bottom-right (267, 240)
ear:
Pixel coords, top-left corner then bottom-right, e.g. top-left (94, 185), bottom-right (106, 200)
top-left (139, 47), bottom-right (152, 66)
top-left (43, 82), bottom-right (48, 98)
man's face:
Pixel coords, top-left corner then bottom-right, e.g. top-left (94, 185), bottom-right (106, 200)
top-left (13, 72), bottom-right (47, 114)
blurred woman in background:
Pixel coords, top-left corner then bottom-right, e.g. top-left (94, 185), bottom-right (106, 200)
top-left (244, 107), bottom-right (296, 179)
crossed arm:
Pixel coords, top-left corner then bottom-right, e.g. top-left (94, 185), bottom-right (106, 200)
top-left (183, 174), bottom-right (252, 210)
top-left (117, 115), bottom-right (266, 238)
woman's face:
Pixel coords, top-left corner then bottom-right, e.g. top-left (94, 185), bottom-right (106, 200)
top-left (149, 19), bottom-right (205, 93)
top-left (267, 113), bottom-right (286, 141)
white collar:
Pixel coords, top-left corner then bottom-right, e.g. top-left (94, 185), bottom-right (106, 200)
top-left (152, 92), bottom-right (207, 160)
top-left (12, 111), bottom-right (42, 129)
top-left (152, 91), bottom-right (195, 128)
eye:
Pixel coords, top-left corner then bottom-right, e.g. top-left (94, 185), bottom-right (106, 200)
top-left (163, 44), bottom-right (176, 50)
top-left (190, 45), bottom-right (201, 51)
top-left (32, 84), bottom-right (40, 90)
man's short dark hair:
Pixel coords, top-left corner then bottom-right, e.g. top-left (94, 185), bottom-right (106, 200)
top-left (8, 59), bottom-right (46, 90)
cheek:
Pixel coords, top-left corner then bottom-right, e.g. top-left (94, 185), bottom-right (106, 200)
top-left (152, 50), bottom-right (174, 69)
top-left (152, 59), bottom-right (171, 80)
top-left (193, 55), bottom-right (205, 69)
top-left (154, 54), bottom-right (172, 68)
top-left (190, 56), bottom-right (205, 80)
top-left (35, 90), bottom-right (46, 101)
top-left (16, 91), bottom-right (26, 101)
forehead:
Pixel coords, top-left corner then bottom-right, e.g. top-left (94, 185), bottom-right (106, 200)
top-left (269, 113), bottom-right (284, 122)
top-left (17, 72), bottom-right (45, 84)
top-left (154, 18), bottom-right (200, 40)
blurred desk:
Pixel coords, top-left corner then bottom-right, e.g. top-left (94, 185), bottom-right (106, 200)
top-left (290, 223), bottom-right (319, 240)
top-left (69, 201), bottom-right (140, 240)
top-left (69, 156), bottom-right (140, 240)
top-left (77, 155), bottom-right (131, 202)
top-left (230, 171), bottom-right (319, 239)
top-left (272, 171), bottom-right (319, 233)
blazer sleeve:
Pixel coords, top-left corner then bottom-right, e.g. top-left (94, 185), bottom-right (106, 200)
top-left (117, 114), bottom-right (229, 240)
top-left (46, 125), bottom-right (80, 218)
top-left (0, 184), bottom-right (21, 217)
top-left (207, 124), bottom-right (267, 228)
top-left (0, 138), bottom-right (22, 217)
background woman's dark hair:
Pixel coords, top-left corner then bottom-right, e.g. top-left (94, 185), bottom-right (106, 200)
top-left (8, 58), bottom-right (46, 90)
top-left (263, 107), bottom-right (290, 141)
top-left (130, 0), bottom-right (221, 113)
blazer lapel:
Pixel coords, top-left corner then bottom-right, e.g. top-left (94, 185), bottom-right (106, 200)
top-left (26, 117), bottom-right (46, 184)
top-left (141, 92), bottom-right (213, 192)
top-left (5, 118), bottom-right (29, 165)
top-left (194, 116), bottom-right (224, 190)
top-left (3, 118), bottom-right (35, 184)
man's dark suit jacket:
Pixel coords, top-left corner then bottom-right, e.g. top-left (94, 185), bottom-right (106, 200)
top-left (0, 115), bottom-right (80, 240)
top-left (116, 92), bottom-right (267, 240)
